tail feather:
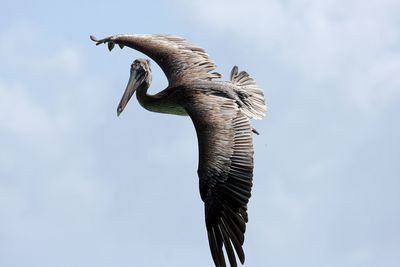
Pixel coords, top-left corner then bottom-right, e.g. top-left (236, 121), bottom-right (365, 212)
top-left (230, 66), bottom-right (266, 120)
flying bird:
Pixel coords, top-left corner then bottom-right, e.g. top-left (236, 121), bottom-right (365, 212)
top-left (90, 34), bottom-right (266, 267)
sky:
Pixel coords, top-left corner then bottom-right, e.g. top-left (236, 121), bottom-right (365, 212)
top-left (1, 0), bottom-right (400, 266)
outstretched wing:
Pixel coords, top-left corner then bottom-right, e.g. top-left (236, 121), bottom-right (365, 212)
top-left (183, 92), bottom-right (254, 267)
top-left (90, 34), bottom-right (221, 86)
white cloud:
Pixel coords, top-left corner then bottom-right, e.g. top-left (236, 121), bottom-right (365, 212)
top-left (176, 0), bottom-right (400, 110)
top-left (349, 52), bottom-right (400, 109)
top-left (50, 47), bottom-right (82, 75)
top-left (0, 22), bottom-right (113, 241)
top-left (0, 81), bottom-right (52, 136)
top-left (350, 246), bottom-right (374, 264)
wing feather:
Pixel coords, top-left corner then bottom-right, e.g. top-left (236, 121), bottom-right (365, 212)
top-left (183, 93), bottom-right (254, 267)
top-left (90, 34), bottom-right (221, 85)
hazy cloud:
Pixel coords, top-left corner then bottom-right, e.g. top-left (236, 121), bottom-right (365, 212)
top-left (177, 0), bottom-right (400, 110)
top-left (1, 2), bottom-right (399, 267)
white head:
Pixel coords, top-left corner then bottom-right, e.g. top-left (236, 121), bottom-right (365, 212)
top-left (117, 58), bottom-right (152, 116)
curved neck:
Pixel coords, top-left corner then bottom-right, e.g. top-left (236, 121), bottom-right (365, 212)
top-left (135, 81), bottom-right (187, 116)
top-left (135, 80), bottom-right (162, 113)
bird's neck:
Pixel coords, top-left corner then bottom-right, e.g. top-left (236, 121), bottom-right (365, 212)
top-left (135, 82), bottom-right (188, 116)
top-left (135, 82), bottom-right (160, 112)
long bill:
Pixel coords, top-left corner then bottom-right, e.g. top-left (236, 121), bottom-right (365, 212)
top-left (117, 69), bottom-right (144, 116)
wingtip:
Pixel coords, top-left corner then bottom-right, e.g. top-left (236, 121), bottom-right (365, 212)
top-left (90, 35), bottom-right (104, 46)
top-left (90, 35), bottom-right (98, 42)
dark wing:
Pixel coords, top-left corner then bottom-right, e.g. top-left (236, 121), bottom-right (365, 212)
top-left (90, 34), bottom-right (221, 86)
top-left (183, 92), bottom-right (254, 267)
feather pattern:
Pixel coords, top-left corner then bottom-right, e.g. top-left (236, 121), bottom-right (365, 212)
top-left (90, 34), bottom-right (221, 85)
top-left (182, 93), bottom-right (255, 267)
top-left (230, 66), bottom-right (266, 120)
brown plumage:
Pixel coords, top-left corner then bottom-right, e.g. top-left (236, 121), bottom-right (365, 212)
top-left (90, 34), bottom-right (266, 267)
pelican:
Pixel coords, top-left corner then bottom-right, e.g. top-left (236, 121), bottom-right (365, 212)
top-left (90, 34), bottom-right (266, 267)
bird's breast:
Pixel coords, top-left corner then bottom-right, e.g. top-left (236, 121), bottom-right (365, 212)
top-left (152, 104), bottom-right (188, 116)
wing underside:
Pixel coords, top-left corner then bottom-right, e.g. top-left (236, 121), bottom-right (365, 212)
top-left (91, 34), bottom-right (221, 85)
top-left (183, 93), bottom-right (254, 267)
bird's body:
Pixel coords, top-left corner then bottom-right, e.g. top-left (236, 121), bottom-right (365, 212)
top-left (91, 34), bottom-right (266, 267)
top-left (136, 80), bottom-right (262, 116)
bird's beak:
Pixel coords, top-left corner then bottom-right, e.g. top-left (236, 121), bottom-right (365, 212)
top-left (117, 69), bottom-right (144, 116)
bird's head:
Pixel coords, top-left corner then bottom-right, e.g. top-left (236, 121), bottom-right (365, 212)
top-left (117, 58), bottom-right (152, 116)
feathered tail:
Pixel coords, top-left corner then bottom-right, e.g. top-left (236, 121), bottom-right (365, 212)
top-left (230, 66), bottom-right (266, 120)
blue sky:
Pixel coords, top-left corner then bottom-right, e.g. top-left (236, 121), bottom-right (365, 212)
top-left (1, 0), bottom-right (400, 266)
